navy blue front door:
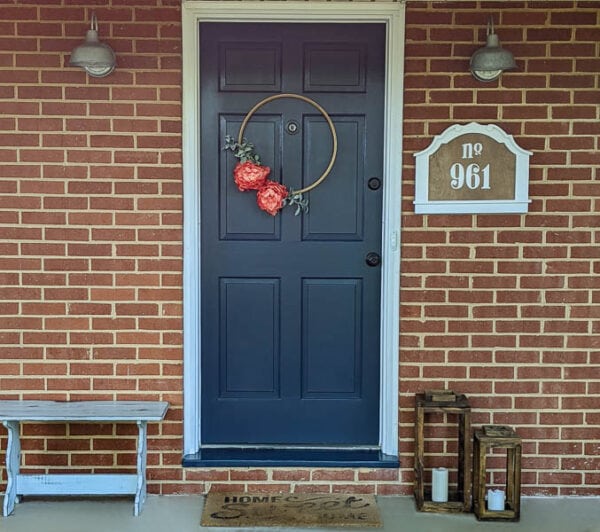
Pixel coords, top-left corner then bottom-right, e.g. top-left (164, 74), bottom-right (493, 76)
top-left (200, 23), bottom-right (385, 445)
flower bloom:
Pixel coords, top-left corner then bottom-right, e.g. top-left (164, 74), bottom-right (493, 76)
top-left (233, 161), bottom-right (270, 191)
top-left (256, 181), bottom-right (289, 216)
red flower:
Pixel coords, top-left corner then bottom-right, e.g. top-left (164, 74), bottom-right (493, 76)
top-left (256, 181), bottom-right (288, 216)
top-left (233, 161), bottom-right (270, 191)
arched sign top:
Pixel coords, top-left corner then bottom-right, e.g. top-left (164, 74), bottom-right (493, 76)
top-left (414, 122), bottom-right (532, 214)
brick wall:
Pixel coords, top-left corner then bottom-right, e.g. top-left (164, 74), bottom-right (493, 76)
top-left (401, 0), bottom-right (600, 497)
top-left (0, 0), bottom-right (185, 492)
top-left (1, 0), bottom-right (599, 498)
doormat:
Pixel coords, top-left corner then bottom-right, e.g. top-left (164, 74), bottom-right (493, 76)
top-left (201, 492), bottom-right (382, 528)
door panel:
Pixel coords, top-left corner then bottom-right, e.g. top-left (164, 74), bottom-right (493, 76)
top-left (219, 42), bottom-right (282, 92)
top-left (200, 23), bottom-right (385, 445)
top-left (219, 115), bottom-right (282, 239)
top-left (303, 117), bottom-right (365, 239)
top-left (302, 278), bottom-right (362, 397)
top-left (220, 278), bottom-right (280, 397)
top-left (303, 43), bottom-right (367, 92)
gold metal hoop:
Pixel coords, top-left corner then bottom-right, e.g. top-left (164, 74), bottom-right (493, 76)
top-left (238, 93), bottom-right (338, 196)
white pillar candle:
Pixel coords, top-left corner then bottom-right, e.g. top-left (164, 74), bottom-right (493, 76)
top-left (431, 467), bottom-right (448, 502)
top-left (487, 489), bottom-right (505, 511)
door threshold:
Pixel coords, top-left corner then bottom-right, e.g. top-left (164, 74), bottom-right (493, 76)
top-left (182, 447), bottom-right (399, 468)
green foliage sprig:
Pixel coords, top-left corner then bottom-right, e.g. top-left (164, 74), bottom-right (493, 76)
top-left (223, 135), bottom-right (260, 164)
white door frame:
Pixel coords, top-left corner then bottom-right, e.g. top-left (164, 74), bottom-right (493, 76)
top-left (181, 0), bottom-right (404, 457)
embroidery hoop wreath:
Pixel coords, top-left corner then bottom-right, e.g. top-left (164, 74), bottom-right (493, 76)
top-left (224, 93), bottom-right (338, 216)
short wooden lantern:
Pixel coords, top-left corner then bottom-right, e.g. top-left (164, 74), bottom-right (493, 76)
top-left (473, 425), bottom-right (522, 522)
top-left (414, 391), bottom-right (472, 513)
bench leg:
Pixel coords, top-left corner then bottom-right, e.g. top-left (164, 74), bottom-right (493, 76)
top-left (134, 421), bottom-right (147, 516)
top-left (3, 421), bottom-right (20, 517)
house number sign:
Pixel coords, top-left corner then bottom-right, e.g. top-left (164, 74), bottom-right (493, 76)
top-left (413, 122), bottom-right (532, 214)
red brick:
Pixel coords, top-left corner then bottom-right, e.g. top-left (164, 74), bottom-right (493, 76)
top-left (230, 470), bottom-right (268, 481)
top-left (312, 470), bottom-right (355, 482)
top-left (561, 396), bottom-right (600, 410)
top-left (542, 351), bottom-right (588, 364)
top-left (42, 133), bottom-right (87, 148)
top-left (184, 470), bottom-right (228, 482)
top-left (539, 472), bottom-right (583, 485)
top-left (377, 484), bottom-right (407, 495)
top-left (543, 382), bottom-right (587, 396)
top-left (494, 381), bottom-right (540, 394)
top-left (273, 469), bottom-right (310, 482)
top-left (551, 11), bottom-right (598, 25)
top-left (515, 396), bottom-right (560, 410)
top-left (520, 335), bottom-right (566, 348)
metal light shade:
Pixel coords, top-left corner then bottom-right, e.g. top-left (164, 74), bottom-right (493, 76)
top-left (69, 13), bottom-right (115, 78)
top-left (470, 18), bottom-right (516, 82)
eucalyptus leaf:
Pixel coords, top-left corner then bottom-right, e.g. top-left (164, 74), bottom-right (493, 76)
top-left (223, 135), bottom-right (260, 164)
top-left (284, 190), bottom-right (309, 215)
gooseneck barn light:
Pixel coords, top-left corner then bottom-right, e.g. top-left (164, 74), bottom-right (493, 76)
top-left (470, 17), bottom-right (516, 82)
top-left (69, 13), bottom-right (116, 78)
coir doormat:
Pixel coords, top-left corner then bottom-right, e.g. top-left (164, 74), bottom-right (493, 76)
top-left (201, 492), bottom-right (382, 528)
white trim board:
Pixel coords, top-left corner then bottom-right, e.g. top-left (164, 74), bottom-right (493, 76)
top-left (182, 1), bottom-right (404, 457)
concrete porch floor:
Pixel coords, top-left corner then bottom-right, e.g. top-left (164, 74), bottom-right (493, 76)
top-left (1, 495), bottom-right (599, 532)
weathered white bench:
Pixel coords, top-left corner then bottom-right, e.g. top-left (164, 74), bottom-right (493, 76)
top-left (0, 400), bottom-right (168, 517)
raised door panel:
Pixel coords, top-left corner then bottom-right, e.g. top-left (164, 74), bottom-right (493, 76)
top-left (302, 278), bottom-right (362, 398)
top-left (219, 42), bottom-right (282, 92)
top-left (219, 278), bottom-right (280, 398)
top-left (219, 115), bottom-right (282, 240)
top-left (303, 116), bottom-right (365, 240)
top-left (303, 43), bottom-right (367, 92)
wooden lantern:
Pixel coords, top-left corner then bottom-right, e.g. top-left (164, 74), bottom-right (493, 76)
top-left (473, 425), bottom-right (522, 521)
top-left (414, 391), bottom-right (472, 513)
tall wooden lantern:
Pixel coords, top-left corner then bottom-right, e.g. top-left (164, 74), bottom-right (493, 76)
top-left (473, 425), bottom-right (522, 521)
top-left (414, 391), bottom-right (472, 513)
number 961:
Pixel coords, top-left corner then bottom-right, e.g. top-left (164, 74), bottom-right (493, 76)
top-left (450, 163), bottom-right (490, 190)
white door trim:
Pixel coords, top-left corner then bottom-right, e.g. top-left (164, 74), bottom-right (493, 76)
top-left (182, 0), bottom-right (404, 457)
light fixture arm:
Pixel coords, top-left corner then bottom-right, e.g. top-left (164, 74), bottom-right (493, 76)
top-left (487, 16), bottom-right (494, 37)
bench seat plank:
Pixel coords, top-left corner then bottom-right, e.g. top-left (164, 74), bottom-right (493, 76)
top-left (16, 474), bottom-right (138, 495)
top-left (0, 400), bottom-right (168, 422)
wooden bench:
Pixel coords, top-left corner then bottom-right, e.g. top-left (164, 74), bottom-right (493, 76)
top-left (0, 400), bottom-right (168, 516)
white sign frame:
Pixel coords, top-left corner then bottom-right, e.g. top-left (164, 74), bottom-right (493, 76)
top-left (414, 122), bottom-right (532, 214)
